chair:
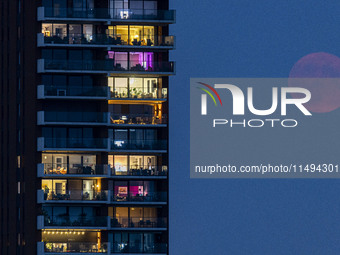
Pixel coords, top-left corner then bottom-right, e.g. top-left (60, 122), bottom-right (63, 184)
top-left (146, 220), bottom-right (152, 227)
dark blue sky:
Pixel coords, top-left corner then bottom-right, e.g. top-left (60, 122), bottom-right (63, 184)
top-left (169, 1), bottom-right (340, 254)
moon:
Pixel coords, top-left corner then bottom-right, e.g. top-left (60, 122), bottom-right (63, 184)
top-left (288, 52), bottom-right (340, 113)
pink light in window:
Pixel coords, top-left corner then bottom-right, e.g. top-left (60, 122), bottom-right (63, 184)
top-left (108, 51), bottom-right (114, 59)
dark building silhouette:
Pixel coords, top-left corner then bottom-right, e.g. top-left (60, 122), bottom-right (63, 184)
top-left (0, 0), bottom-right (174, 254)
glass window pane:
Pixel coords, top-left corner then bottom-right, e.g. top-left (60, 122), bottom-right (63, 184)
top-left (42, 23), bottom-right (53, 37)
top-left (144, 156), bottom-right (156, 169)
top-left (53, 75), bottom-right (66, 87)
top-left (130, 155), bottom-right (143, 169)
top-left (143, 78), bottom-right (157, 98)
top-left (144, 1), bottom-right (157, 10)
top-left (115, 26), bottom-right (128, 45)
top-left (53, 206), bottom-right (67, 217)
top-left (42, 75), bottom-right (53, 86)
top-left (113, 78), bottom-right (128, 98)
top-left (42, 49), bottom-right (52, 59)
top-left (130, 26), bottom-right (143, 45)
top-left (83, 76), bottom-right (93, 87)
top-left (129, 78), bottom-right (143, 97)
top-left (114, 129), bottom-right (128, 140)
top-left (83, 24), bottom-right (93, 42)
top-left (69, 76), bottom-right (82, 87)
top-left (130, 1), bottom-right (143, 9)
top-left (143, 26), bottom-right (154, 46)
top-left (69, 50), bottom-right (82, 60)
top-left (114, 155), bottom-right (128, 174)
top-left (144, 52), bottom-right (154, 70)
top-left (115, 52), bottom-right (128, 69)
top-left (53, 49), bottom-right (66, 60)
top-left (53, 24), bottom-right (67, 38)
top-left (129, 52), bottom-right (143, 69)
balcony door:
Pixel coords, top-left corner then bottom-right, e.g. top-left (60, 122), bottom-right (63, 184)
top-left (73, 0), bottom-right (94, 17)
top-left (83, 180), bottom-right (95, 200)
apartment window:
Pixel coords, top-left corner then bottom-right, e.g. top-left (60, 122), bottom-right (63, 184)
top-left (111, 232), bottom-right (163, 253)
top-left (111, 155), bottom-right (128, 174)
top-left (113, 207), bottom-right (158, 227)
top-left (115, 25), bottom-right (129, 44)
top-left (109, 77), bottom-right (159, 98)
top-left (42, 179), bottom-right (99, 200)
top-left (109, 155), bottom-right (158, 175)
top-left (109, 77), bottom-right (128, 97)
top-left (42, 49), bottom-right (93, 61)
top-left (113, 180), bottom-right (156, 199)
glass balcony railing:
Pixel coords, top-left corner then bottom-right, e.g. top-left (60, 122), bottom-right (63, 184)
top-left (42, 59), bottom-right (175, 73)
top-left (111, 165), bottom-right (168, 176)
top-left (111, 217), bottom-right (167, 228)
top-left (40, 138), bottom-right (108, 150)
top-left (112, 191), bottom-right (167, 202)
top-left (42, 111), bottom-right (108, 124)
top-left (112, 242), bottom-right (167, 254)
top-left (41, 7), bottom-right (175, 22)
top-left (110, 114), bottom-right (167, 125)
top-left (41, 163), bottom-right (108, 176)
top-left (42, 85), bottom-right (109, 98)
top-left (43, 189), bottom-right (108, 202)
top-left (39, 163), bottom-right (167, 176)
top-left (44, 242), bottom-right (109, 253)
top-left (43, 33), bottom-right (175, 47)
top-left (111, 140), bottom-right (167, 151)
top-left (44, 215), bottom-right (108, 227)
top-left (110, 87), bottom-right (167, 99)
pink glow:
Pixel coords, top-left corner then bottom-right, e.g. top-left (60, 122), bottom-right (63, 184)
top-left (107, 51), bottom-right (154, 70)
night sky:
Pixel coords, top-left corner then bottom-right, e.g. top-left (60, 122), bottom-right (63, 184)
top-left (169, 1), bottom-right (340, 254)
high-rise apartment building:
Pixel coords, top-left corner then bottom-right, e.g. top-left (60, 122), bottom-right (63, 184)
top-left (0, 1), bottom-right (174, 254)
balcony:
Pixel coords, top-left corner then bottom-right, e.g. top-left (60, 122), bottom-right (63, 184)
top-left (112, 191), bottom-right (167, 204)
top-left (112, 242), bottom-right (167, 254)
top-left (37, 189), bottom-right (110, 204)
top-left (37, 6), bottom-right (176, 24)
top-left (37, 241), bottom-right (167, 254)
top-left (111, 217), bottom-right (167, 230)
top-left (37, 163), bottom-right (110, 177)
top-left (38, 33), bottom-right (175, 49)
top-left (37, 85), bottom-right (110, 100)
top-left (37, 59), bottom-right (175, 76)
top-left (37, 215), bottom-right (109, 230)
top-left (111, 165), bottom-right (167, 178)
top-left (38, 242), bottom-right (110, 254)
top-left (37, 111), bottom-right (110, 126)
top-left (110, 114), bottom-right (167, 127)
top-left (110, 88), bottom-right (167, 101)
top-left (37, 163), bottom-right (167, 178)
top-left (111, 140), bottom-right (167, 152)
top-left (37, 137), bottom-right (110, 152)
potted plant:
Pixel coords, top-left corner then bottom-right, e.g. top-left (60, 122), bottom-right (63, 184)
top-left (43, 185), bottom-right (49, 200)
